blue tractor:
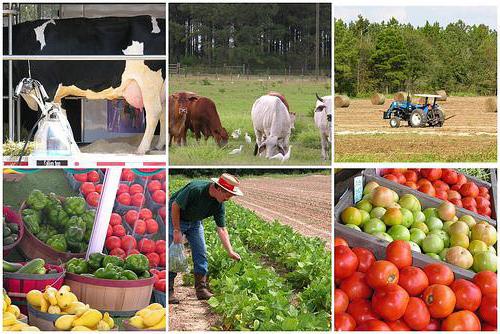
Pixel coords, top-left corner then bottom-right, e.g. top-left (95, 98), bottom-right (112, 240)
top-left (383, 94), bottom-right (445, 128)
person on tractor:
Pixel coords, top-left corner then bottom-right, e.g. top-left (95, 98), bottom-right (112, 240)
top-left (168, 173), bottom-right (243, 304)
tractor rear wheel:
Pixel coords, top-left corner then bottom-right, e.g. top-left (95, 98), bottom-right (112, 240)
top-left (436, 109), bottom-right (445, 127)
top-left (409, 109), bottom-right (426, 127)
top-left (390, 117), bottom-right (401, 128)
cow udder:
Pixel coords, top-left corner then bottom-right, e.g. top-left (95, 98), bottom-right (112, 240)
top-left (123, 80), bottom-right (144, 109)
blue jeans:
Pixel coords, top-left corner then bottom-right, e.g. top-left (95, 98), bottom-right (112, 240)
top-left (168, 213), bottom-right (208, 282)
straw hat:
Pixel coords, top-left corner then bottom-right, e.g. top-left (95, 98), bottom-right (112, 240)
top-left (211, 173), bottom-right (244, 196)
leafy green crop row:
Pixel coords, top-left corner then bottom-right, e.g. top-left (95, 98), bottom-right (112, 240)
top-left (170, 177), bottom-right (331, 331)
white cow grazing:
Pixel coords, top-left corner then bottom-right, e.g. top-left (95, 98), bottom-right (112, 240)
top-left (251, 95), bottom-right (292, 158)
top-left (314, 94), bottom-right (332, 161)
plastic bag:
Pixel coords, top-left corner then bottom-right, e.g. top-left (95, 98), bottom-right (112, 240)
top-left (169, 242), bottom-right (189, 273)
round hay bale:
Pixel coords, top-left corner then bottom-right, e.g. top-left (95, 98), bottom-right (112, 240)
top-left (436, 90), bottom-right (448, 101)
top-left (393, 91), bottom-right (408, 102)
top-left (370, 93), bottom-right (385, 105)
top-left (335, 95), bottom-right (350, 108)
top-left (485, 97), bottom-right (497, 112)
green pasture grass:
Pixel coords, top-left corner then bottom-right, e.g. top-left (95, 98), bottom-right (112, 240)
top-left (169, 75), bottom-right (331, 165)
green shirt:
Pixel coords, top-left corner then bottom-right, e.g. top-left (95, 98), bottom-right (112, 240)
top-left (170, 180), bottom-right (225, 227)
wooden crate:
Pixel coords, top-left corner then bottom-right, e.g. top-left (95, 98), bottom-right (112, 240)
top-left (366, 168), bottom-right (497, 223)
top-left (333, 175), bottom-right (489, 281)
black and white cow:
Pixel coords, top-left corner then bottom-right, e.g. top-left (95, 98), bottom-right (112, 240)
top-left (3, 15), bottom-right (166, 154)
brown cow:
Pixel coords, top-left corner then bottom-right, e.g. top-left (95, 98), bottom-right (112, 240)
top-left (186, 97), bottom-right (229, 147)
top-left (168, 91), bottom-right (198, 146)
top-left (267, 91), bottom-right (296, 129)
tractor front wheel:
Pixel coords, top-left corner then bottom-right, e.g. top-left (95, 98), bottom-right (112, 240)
top-left (436, 109), bottom-right (445, 127)
top-left (409, 109), bottom-right (426, 127)
top-left (390, 117), bottom-right (401, 128)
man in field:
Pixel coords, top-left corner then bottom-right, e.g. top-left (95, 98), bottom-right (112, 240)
top-left (169, 173), bottom-right (243, 304)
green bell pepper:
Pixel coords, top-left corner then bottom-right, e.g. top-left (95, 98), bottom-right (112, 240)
top-left (63, 197), bottom-right (86, 216)
top-left (67, 240), bottom-right (87, 253)
top-left (22, 209), bottom-right (42, 222)
top-left (47, 205), bottom-right (69, 228)
top-left (36, 228), bottom-right (50, 243)
top-left (66, 258), bottom-right (88, 274)
top-left (26, 189), bottom-right (49, 210)
top-left (81, 210), bottom-right (95, 228)
top-left (139, 270), bottom-right (151, 279)
top-left (95, 263), bottom-right (122, 280)
top-left (88, 253), bottom-right (105, 271)
top-left (23, 215), bottom-right (40, 235)
top-left (45, 192), bottom-right (62, 210)
top-left (120, 270), bottom-right (139, 280)
top-left (102, 255), bottom-right (124, 268)
top-left (125, 254), bottom-right (149, 274)
top-left (84, 229), bottom-right (92, 242)
top-left (65, 225), bottom-right (85, 242)
top-left (46, 234), bottom-right (67, 252)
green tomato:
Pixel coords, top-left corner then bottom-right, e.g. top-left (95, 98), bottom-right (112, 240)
top-left (468, 240), bottom-right (488, 256)
top-left (363, 218), bottom-right (386, 234)
top-left (345, 224), bottom-right (362, 231)
top-left (372, 232), bottom-right (393, 243)
top-left (423, 207), bottom-right (438, 221)
top-left (410, 228), bottom-right (427, 246)
top-left (473, 251), bottom-right (497, 273)
top-left (442, 221), bottom-right (455, 234)
top-left (359, 210), bottom-right (370, 226)
top-left (439, 248), bottom-right (449, 261)
top-left (341, 207), bottom-right (362, 226)
top-left (426, 217), bottom-right (443, 231)
top-left (427, 253), bottom-right (441, 260)
top-left (356, 199), bottom-right (373, 213)
top-left (413, 211), bottom-right (426, 224)
top-left (422, 234), bottom-right (444, 254)
top-left (429, 230), bottom-right (450, 248)
top-left (488, 246), bottom-right (497, 255)
top-left (370, 207), bottom-right (386, 219)
top-left (408, 241), bottom-right (421, 253)
top-left (411, 221), bottom-right (429, 234)
top-left (400, 208), bottom-right (414, 228)
top-left (388, 225), bottom-right (410, 241)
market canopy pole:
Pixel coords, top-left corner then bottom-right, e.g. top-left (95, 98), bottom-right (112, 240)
top-left (86, 168), bottom-right (122, 258)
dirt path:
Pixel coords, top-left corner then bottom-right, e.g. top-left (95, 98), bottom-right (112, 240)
top-left (234, 174), bottom-right (332, 247)
top-left (168, 274), bottom-right (219, 331)
top-left (335, 96), bottom-right (497, 161)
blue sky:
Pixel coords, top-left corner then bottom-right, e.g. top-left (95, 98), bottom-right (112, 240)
top-left (335, 6), bottom-right (497, 29)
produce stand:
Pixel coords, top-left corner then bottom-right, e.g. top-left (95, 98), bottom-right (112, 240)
top-left (3, 168), bottom-right (166, 331)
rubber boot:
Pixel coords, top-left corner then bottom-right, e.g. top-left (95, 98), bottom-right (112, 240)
top-left (194, 273), bottom-right (213, 300)
top-left (168, 276), bottom-right (179, 304)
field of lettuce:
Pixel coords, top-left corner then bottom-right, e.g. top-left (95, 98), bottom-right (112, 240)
top-left (170, 177), bottom-right (331, 331)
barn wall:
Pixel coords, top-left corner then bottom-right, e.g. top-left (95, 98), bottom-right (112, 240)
top-left (60, 4), bottom-right (165, 19)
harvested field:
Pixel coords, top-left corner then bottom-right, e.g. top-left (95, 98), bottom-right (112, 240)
top-left (335, 96), bottom-right (497, 162)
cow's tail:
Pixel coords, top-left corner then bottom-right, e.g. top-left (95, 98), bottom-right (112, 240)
top-left (253, 143), bottom-right (258, 156)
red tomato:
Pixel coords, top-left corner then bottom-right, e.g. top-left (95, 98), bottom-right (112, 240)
top-left (340, 272), bottom-right (373, 301)
top-left (154, 279), bottom-right (166, 292)
top-left (478, 186), bottom-right (489, 196)
top-left (106, 225), bottom-right (113, 237)
top-left (435, 190), bottom-right (448, 200)
top-left (449, 198), bottom-right (463, 207)
top-left (423, 284), bottom-right (456, 318)
top-left (441, 310), bottom-right (481, 331)
top-left (462, 196), bottom-right (477, 208)
top-left (334, 245), bottom-right (359, 280)
top-left (117, 193), bottom-right (131, 205)
top-left (447, 190), bottom-right (461, 200)
top-left (404, 297), bottom-right (431, 330)
top-left (423, 263), bottom-right (454, 285)
top-left (387, 319), bottom-right (411, 331)
top-left (146, 252), bottom-right (160, 267)
top-left (441, 169), bottom-right (458, 185)
top-left (482, 323), bottom-right (497, 331)
top-left (95, 184), bottom-right (103, 194)
top-left (384, 174), bottom-right (399, 183)
top-left (404, 181), bottom-right (418, 189)
top-left (460, 182), bottom-right (479, 198)
top-left (145, 219), bottom-right (159, 234)
top-left (420, 168), bottom-right (442, 181)
top-left (129, 184), bottom-right (144, 195)
top-left (479, 293), bottom-right (497, 326)
top-left (152, 170), bottom-right (166, 181)
top-left (476, 196), bottom-right (491, 208)
top-left (87, 171), bottom-right (100, 183)
top-left (334, 312), bottom-right (356, 331)
top-left (159, 252), bottom-right (166, 267)
top-left (155, 240), bottom-right (166, 254)
top-left (372, 284), bottom-right (409, 321)
top-left (152, 190), bottom-right (166, 204)
top-left (158, 270), bottom-right (166, 279)
top-left (334, 237), bottom-right (348, 247)
top-left (124, 210), bottom-right (139, 225)
top-left (139, 208), bottom-right (153, 220)
top-left (147, 180), bottom-right (162, 193)
top-left (131, 193), bottom-right (145, 207)
top-left (399, 266), bottom-right (429, 296)
top-left (138, 238), bottom-right (156, 253)
top-left (386, 240), bottom-right (412, 269)
top-left (433, 180), bottom-right (450, 192)
top-left (366, 260), bottom-right (399, 289)
top-left (134, 220), bottom-right (147, 235)
top-left (334, 289), bottom-right (349, 314)
top-left (393, 172), bottom-right (407, 184)
top-left (121, 169), bottom-right (135, 181)
top-left (352, 247), bottom-right (376, 273)
top-left (423, 318), bottom-right (440, 331)
top-left (417, 178), bottom-right (432, 187)
top-left (127, 249), bottom-right (140, 255)
top-left (473, 271), bottom-right (497, 295)
top-left (110, 247), bottom-right (126, 259)
top-left (355, 319), bottom-right (391, 331)
top-left (112, 225), bottom-right (126, 237)
top-left (158, 206), bottom-right (166, 220)
top-left (105, 236), bottom-right (121, 251)
top-left (457, 174), bottom-right (468, 186)
top-left (86, 192), bottom-right (100, 207)
top-left (347, 299), bottom-right (379, 324)
top-left (121, 235), bottom-right (137, 251)
top-left (404, 170), bottom-right (418, 183)
top-left (109, 213), bottom-right (122, 226)
top-left (450, 279), bottom-right (482, 311)
top-left (117, 184), bottom-right (130, 195)
top-left (73, 173), bottom-right (87, 182)
top-left (478, 205), bottom-right (492, 217)
top-left (80, 182), bottom-right (96, 196)
top-left (418, 183), bottom-right (436, 197)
